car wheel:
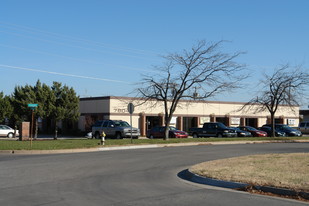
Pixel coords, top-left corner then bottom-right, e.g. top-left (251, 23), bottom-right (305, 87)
top-left (192, 133), bottom-right (198, 138)
top-left (7, 133), bottom-right (14, 138)
top-left (150, 135), bottom-right (154, 139)
top-left (116, 132), bottom-right (122, 139)
top-left (217, 133), bottom-right (223, 138)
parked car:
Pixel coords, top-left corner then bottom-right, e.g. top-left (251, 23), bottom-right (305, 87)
top-left (237, 126), bottom-right (267, 137)
top-left (262, 124), bottom-right (302, 137)
top-left (92, 120), bottom-right (140, 139)
top-left (298, 122), bottom-right (309, 134)
top-left (229, 127), bottom-right (252, 137)
top-left (189, 122), bottom-right (237, 138)
top-left (0, 125), bottom-right (19, 138)
top-left (147, 126), bottom-right (188, 139)
top-left (258, 126), bottom-right (286, 137)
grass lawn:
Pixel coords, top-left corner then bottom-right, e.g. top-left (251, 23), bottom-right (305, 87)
top-left (190, 153), bottom-right (309, 192)
top-left (0, 136), bottom-right (308, 150)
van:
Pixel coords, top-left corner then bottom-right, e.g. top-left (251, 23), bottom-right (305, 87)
top-left (298, 122), bottom-right (309, 134)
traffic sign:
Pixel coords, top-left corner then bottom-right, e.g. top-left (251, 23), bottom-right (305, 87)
top-left (127, 103), bottom-right (134, 114)
top-left (28, 104), bottom-right (38, 108)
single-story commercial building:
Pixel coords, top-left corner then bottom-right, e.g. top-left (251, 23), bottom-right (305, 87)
top-left (78, 96), bottom-right (300, 136)
top-left (300, 109), bottom-right (309, 122)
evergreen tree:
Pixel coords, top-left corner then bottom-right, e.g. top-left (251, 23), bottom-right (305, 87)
top-left (51, 82), bottom-right (79, 139)
top-left (10, 80), bottom-right (80, 138)
top-left (12, 84), bottom-right (37, 123)
top-left (0, 92), bottom-right (13, 124)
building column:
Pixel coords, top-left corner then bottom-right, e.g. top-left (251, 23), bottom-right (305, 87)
top-left (267, 116), bottom-right (271, 124)
top-left (139, 112), bottom-right (146, 136)
top-left (240, 117), bottom-right (245, 126)
top-left (279, 116), bottom-right (285, 124)
top-left (159, 113), bottom-right (164, 126)
top-left (177, 116), bottom-right (183, 131)
top-left (195, 117), bottom-right (200, 127)
top-left (210, 114), bottom-right (216, 122)
top-left (225, 115), bottom-right (231, 127)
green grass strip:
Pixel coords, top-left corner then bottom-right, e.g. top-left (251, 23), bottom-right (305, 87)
top-left (0, 136), bottom-right (308, 150)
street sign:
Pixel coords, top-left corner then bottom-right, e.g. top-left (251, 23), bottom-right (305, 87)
top-left (28, 104), bottom-right (38, 108)
top-left (27, 103), bottom-right (38, 148)
top-left (127, 103), bottom-right (134, 114)
top-left (127, 103), bottom-right (134, 143)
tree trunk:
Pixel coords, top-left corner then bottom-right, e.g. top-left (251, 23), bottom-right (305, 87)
top-left (34, 119), bottom-right (38, 139)
top-left (271, 112), bottom-right (276, 137)
top-left (54, 121), bottom-right (58, 140)
top-left (164, 126), bottom-right (169, 140)
top-left (164, 115), bottom-right (171, 140)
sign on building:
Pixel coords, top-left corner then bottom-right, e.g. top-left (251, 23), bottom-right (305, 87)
top-left (200, 117), bottom-right (210, 125)
top-left (231, 117), bottom-right (240, 125)
top-left (287, 119), bottom-right (296, 126)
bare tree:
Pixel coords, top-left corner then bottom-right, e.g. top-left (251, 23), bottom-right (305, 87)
top-left (135, 40), bottom-right (247, 140)
top-left (241, 64), bottom-right (309, 137)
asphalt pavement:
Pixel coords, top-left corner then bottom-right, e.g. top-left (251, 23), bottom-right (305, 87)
top-left (0, 142), bottom-right (308, 205)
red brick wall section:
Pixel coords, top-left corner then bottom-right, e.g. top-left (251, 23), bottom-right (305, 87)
top-left (20, 122), bottom-right (30, 141)
top-left (139, 113), bottom-right (146, 136)
top-left (177, 116), bottom-right (183, 131)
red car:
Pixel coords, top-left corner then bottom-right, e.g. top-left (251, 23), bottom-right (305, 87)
top-left (147, 126), bottom-right (188, 139)
top-left (237, 126), bottom-right (267, 137)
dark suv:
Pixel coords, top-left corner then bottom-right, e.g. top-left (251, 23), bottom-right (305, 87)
top-left (262, 124), bottom-right (302, 137)
top-left (92, 120), bottom-right (140, 139)
top-left (189, 122), bottom-right (237, 138)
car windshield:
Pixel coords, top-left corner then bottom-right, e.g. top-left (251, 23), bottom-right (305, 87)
top-left (169, 126), bottom-right (177, 131)
top-left (261, 127), bottom-right (271, 131)
top-left (276, 125), bottom-right (292, 130)
top-left (217, 123), bottom-right (228, 129)
top-left (0, 125), bottom-right (11, 130)
top-left (247, 126), bottom-right (257, 131)
top-left (114, 121), bottom-right (130, 127)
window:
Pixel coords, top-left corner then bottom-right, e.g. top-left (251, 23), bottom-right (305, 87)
top-left (299, 123), bottom-right (306, 127)
top-left (152, 127), bottom-right (160, 132)
top-left (94, 121), bottom-right (104, 127)
top-left (114, 121), bottom-right (130, 127)
top-left (102, 121), bottom-right (108, 127)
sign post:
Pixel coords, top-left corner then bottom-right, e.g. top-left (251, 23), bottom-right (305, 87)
top-left (28, 104), bottom-right (38, 149)
top-left (127, 103), bottom-right (134, 143)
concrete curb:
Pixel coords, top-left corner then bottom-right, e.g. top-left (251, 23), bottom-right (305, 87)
top-left (98, 145), bottom-right (159, 151)
top-left (179, 169), bottom-right (309, 200)
top-left (178, 169), bottom-right (249, 189)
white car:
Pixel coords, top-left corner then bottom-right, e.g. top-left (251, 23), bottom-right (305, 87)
top-left (0, 125), bottom-right (19, 138)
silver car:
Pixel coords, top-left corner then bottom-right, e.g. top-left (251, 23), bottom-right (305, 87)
top-left (0, 125), bottom-right (19, 138)
top-left (298, 122), bottom-right (309, 134)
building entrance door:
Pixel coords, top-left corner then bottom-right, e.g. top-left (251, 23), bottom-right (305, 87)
top-left (183, 117), bottom-right (198, 132)
top-left (245, 118), bottom-right (258, 128)
top-left (216, 117), bottom-right (228, 126)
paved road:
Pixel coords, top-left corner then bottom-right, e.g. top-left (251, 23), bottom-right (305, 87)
top-left (0, 143), bottom-right (308, 205)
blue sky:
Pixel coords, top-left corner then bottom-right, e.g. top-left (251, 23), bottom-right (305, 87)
top-left (1, 0), bottom-right (308, 107)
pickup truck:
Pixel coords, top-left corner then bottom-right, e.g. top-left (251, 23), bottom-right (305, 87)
top-left (189, 122), bottom-right (237, 138)
top-left (92, 120), bottom-right (140, 139)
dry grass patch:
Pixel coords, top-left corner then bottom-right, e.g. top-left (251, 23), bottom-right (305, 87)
top-left (190, 153), bottom-right (309, 192)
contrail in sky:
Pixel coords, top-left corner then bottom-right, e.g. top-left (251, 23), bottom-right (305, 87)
top-left (0, 64), bottom-right (131, 84)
